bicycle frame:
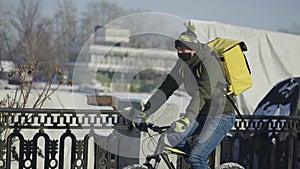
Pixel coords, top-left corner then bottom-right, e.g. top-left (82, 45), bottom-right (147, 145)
top-left (142, 131), bottom-right (188, 169)
top-left (144, 151), bottom-right (176, 169)
top-left (125, 123), bottom-right (244, 169)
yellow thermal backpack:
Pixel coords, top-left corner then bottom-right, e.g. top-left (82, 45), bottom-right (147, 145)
top-left (207, 37), bottom-right (253, 95)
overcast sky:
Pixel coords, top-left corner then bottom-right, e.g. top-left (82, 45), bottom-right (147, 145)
top-left (106, 0), bottom-right (300, 32)
top-left (4, 0), bottom-right (300, 32)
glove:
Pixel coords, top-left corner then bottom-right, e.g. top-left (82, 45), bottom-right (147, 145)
top-left (173, 117), bottom-right (190, 133)
top-left (134, 111), bottom-right (149, 125)
top-left (134, 101), bottom-right (151, 123)
top-left (133, 102), bottom-right (151, 131)
top-left (133, 111), bottom-right (149, 132)
top-left (137, 111), bottom-right (149, 119)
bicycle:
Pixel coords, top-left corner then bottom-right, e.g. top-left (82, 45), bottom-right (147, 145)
top-left (122, 123), bottom-right (244, 169)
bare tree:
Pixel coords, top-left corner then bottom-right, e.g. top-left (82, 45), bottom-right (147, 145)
top-left (86, 0), bottom-right (125, 25)
top-left (53, 0), bottom-right (78, 63)
top-left (0, 3), bottom-right (13, 70)
top-left (80, 0), bottom-right (126, 37)
top-left (10, 0), bottom-right (40, 63)
top-left (10, 0), bottom-right (55, 65)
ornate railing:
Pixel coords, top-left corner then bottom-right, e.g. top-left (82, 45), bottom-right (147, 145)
top-left (208, 115), bottom-right (299, 169)
top-left (0, 108), bottom-right (139, 169)
top-left (0, 108), bottom-right (299, 169)
top-left (176, 115), bottom-right (300, 169)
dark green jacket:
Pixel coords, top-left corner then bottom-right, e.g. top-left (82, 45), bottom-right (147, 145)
top-left (145, 43), bottom-right (235, 120)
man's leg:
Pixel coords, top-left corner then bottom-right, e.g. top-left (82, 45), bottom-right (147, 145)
top-left (166, 119), bottom-right (199, 152)
top-left (188, 113), bottom-right (236, 169)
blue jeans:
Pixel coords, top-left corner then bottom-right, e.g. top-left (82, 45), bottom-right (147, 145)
top-left (167, 113), bottom-right (236, 169)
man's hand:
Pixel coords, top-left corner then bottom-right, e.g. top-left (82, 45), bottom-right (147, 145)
top-left (137, 111), bottom-right (149, 120)
top-left (134, 102), bottom-right (151, 131)
top-left (134, 111), bottom-right (150, 124)
top-left (133, 111), bottom-right (149, 132)
top-left (173, 117), bottom-right (190, 133)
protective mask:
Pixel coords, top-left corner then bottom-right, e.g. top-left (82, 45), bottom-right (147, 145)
top-left (178, 52), bottom-right (192, 62)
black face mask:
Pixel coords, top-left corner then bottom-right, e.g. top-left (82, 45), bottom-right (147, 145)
top-left (178, 52), bottom-right (192, 62)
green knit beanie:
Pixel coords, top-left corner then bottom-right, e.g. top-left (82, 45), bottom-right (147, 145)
top-left (175, 25), bottom-right (199, 51)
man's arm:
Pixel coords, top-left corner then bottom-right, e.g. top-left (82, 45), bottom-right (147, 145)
top-left (144, 60), bottom-right (183, 114)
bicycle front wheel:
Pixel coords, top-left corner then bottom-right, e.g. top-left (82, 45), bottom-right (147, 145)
top-left (215, 162), bottom-right (245, 169)
top-left (122, 164), bottom-right (148, 169)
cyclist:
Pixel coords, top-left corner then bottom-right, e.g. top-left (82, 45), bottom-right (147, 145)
top-left (137, 25), bottom-right (236, 169)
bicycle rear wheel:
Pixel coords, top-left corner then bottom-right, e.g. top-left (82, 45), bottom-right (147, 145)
top-left (122, 164), bottom-right (148, 169)
top-left (215, 162), bottom-right (245, 169)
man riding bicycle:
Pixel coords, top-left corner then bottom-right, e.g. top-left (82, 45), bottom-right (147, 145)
top-left (137, 25), bottom-right (236, 169)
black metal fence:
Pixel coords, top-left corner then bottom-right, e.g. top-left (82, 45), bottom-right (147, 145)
top-left (0, 108), bottom-right (140, 169)
top-left (221, 115), bottom-right (300, 169)
top-left (0, 108), bottom-right (299, 169)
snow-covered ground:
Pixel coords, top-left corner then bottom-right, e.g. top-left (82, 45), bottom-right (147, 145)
top-left (0, 79), bottom-right (190, 112)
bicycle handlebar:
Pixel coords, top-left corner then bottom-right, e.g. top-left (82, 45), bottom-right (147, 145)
top-left (147, 123), bottom-right (170, 134)
top-left (134, 122), bottom-right (170, 134)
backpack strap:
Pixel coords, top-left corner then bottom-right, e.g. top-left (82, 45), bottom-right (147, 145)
top-left (226, 95), bottom-right (245, 121)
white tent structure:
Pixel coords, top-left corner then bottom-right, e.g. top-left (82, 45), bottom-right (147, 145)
top-left (190, 19), bottom-right (300, 115)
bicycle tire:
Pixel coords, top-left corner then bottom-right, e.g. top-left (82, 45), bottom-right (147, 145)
top-left (215, 162), bottom-right (245, 169)
top-left (122, 164), bottom-right (148, 169)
